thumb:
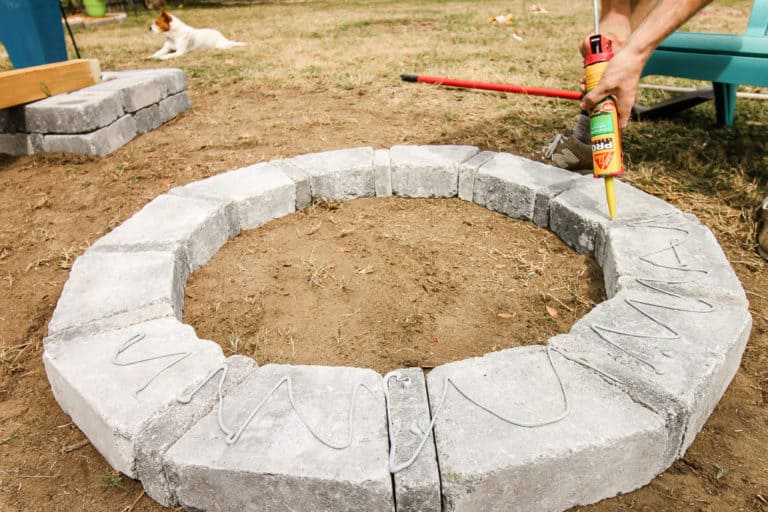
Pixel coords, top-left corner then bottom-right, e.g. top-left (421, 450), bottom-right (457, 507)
top-left (580, 89), bottom-right (602, 114)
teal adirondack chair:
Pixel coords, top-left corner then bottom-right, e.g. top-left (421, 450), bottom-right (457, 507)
top-left (640, 0), bottom-right (768, 126)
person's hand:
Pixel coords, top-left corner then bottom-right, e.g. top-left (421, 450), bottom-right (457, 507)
top-left (580, 45), bottom-right (645, 128)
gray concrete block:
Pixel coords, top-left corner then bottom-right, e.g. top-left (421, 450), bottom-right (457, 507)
top-left (158, 91), bottom-right (191, 124)
top-left (552, 289), bottom-right (751, 458)
top-left (549, 176), bottom-right (679, 256)
top-left (42, 114), bottom-right (137, 157)
top-left (170, 161), bottom-right (296, 231)
top-left (273, 159), bottom-right (312, 210)
top-left (133, 104), bottom-right (162, 134)
top-left (135, 355), bottom-right (258, 506)
top-left (602, 212), bottom-right (748, 305)
top-left (47, 248), bottom-right (185, 338)
top-left (164, 364), bottom-right (394, 512)
top-left (24, 89), bottom-right (124, 134)
top-left (374, 148), bottom-right (392, 197)
top-left (286, 146), bottom-right (375, 201)
top-left (390, 145), bottom-right (479, 198)
top-left (88, 72), bottom-right (165, 113)
top-left (385, 368), bottom-right (440, 512)
top-left (427, 346), bottom-right (668, 512)
top-left (457, 150), bottom-right (495, 201)
top-left (102, 68), bottom-right (187, 97)
top-left (43, 318), bottom-right (225, 477)
top-left (90, 194), bottom-right (235, 272)
top-left (0, 133), bottom-right (42, 155)
top-left (472, 153), bottom-right (577, 226)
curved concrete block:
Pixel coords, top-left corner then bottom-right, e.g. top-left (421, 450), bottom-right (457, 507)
top-left (471, 152), bottom-right (577, 225)
top-left (163, 364), bottom-right (393, 512)
top-left (171, 161), bottom-right (297, 232)
top-left (43, 318), bottom-right (225, 477)
top-left (286, 146), bottom-right (376, 201)
top-left (427, 346), bottom-right (668, 512)
top-left (91, 194), bottom-right (235, 272)
top-left (48, 249), bottom-right (185, 337)
top-left (136, 355), bottom-right (258, 506)
top-left (390, 145), bottom-right (478, 198)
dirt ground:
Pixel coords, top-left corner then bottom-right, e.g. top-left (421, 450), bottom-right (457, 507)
top-left (185, 197), bottom-right (604, 373)
top-left (0, 1), bottom-right (767, 511)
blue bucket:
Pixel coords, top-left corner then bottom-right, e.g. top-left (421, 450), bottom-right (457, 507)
top-left (0, 0), bottom-right (68, 69)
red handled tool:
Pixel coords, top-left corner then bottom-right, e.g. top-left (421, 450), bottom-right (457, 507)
top-left (400, 74), bottom-right (582, 101)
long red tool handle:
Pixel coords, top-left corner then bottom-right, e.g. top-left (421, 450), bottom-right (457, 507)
top-left (401, 74), bottom-right (582, 100)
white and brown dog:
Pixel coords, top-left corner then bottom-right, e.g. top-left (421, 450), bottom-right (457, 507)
top-left (149, 10), bottom-right (246, 60)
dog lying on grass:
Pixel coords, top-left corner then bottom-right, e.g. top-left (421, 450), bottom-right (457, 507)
top-left (149, 10), bottom-right (246, 60)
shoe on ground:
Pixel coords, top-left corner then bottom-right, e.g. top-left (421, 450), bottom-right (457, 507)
top-left (536, 130), bottom-right (593, 173)
top-left (758, 195), bottom-right (768, 261)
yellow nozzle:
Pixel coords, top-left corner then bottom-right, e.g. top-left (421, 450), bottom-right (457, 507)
top-left (604, 176), bottom-right (616, 219)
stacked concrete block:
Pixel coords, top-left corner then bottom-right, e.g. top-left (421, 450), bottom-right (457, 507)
top-left (0, 68), bottom-right (190, 157)
top-left (135, 355), bottom-right (258, 506)
top-left (42, 146), bottom-right (750, 512)
top-left (43, 317), bottom-right (226, 477)
top-left (384, 368), bottom-right (441, 512)
top-left (390, 145), bottom-right (479, 198)
top-left (427, 346), bottom-right (669, 512)
top-left (163, 364), bottom-right (394, 512)
top-left (170, 161), bottom-right (297, 231)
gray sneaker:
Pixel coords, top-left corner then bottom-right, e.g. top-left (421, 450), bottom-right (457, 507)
top-left (538, 131), bottom-right (593, 173)
top-left (758, 195), bottom-right (768, 261)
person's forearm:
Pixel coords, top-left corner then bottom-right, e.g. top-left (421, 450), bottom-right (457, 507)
top-left (621, 0), bottom-right (714, 63)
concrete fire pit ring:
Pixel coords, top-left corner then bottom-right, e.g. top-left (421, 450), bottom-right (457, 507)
top-left (43, 145), bottom-right (751, 511)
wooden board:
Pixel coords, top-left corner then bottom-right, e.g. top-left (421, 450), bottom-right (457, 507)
top-left (0, 59), bottom-right (100, 110)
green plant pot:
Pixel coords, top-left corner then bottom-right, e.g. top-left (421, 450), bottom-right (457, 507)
top-left (82, 0), bottom-right (106, 17)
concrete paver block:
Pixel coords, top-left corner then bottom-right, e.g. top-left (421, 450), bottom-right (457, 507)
top-left (164, 364), bottom-right (393, 512)
top-left (552, 290), bottom-right (751, 458)
top-left (427, 346), bottom-right (668, 512)
top-left (41, 114), bottom-right (137, 157)
top-left (457, 150), bottom-right (495, 201)
top-left (133, 104), bottom-right (163, 134)
top-left (102, 68), bottom-right (187, 97)
top-left (472, 153), bottom-right (577, 226)
top-left (43, 318), bottom-right (225, 477)
top-left (374, 148), bottom-right (392, 197)
top-left (91, 194), bottom-right (235, 272)
top-left (158, 91), bottom-right (191, 124)
top-left (89, 73), bottom-right (166, 113)
top-left (390, 145), bottom-right (479, 198)
top-left (48, 249), bottom-right (185, 337)
top-left (286, 147), bottom-right (375, 201)
top-left (24, 89), bottom-right (124, 134)
top-left (549, 177), bottom-right (679, 255)
top-left (170, 161), bottom-right (296, 231)
top-left (135, 355), bottom-right (258, 506)
top-left (0, 133), bottom-right (42, 155)
top-left (273, 159), bottom-right (312, 210)
top-left (385, 368), bottom-right (440, 512)
top-left (601, 213), bottom-right (747, 305)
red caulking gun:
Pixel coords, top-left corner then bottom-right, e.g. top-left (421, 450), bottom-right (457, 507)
top-left (584, 0), bottom-right (624, 219)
